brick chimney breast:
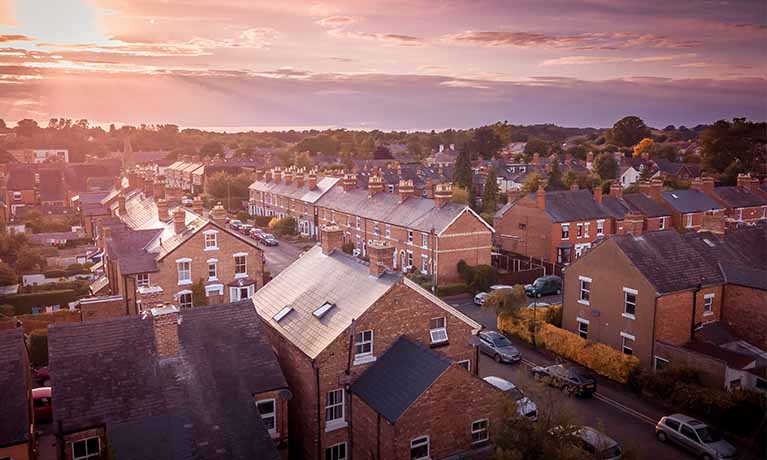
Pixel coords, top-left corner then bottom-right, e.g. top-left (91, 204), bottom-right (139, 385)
top-left (150, 305), bottom-right (180, 358)
top-left (434, 183), bottom-right (453, 208)
top-left (172, 208), bottom-right (186, 234)
top-left (284, 170), bottom-right (293, 186)
top-left (320, 224), bottom-right (344, 255)
top-left (368, 240), bottom-right (394, 277)
top-left (154, 180), bottom-right (166, 199)
top-left (296, 171), bottom-right (305, 189)
top-left (398, 179), bottom-right (415, 202)
top-left (610, 181), bottom-right (623, 199)
top-left (118, 195), bottom-right (127, 215)
top-left (536, 184), bottom-right (546, 209)
top-left (594, 187), bottom-right (603, 204)
top-left (649, 178), bottom-right (664, 201)
top-left (113, 175), bottom-right (122, 191)
top-left (209, 202), bottom-right (227, 224)
top-left (368, 175), bottom-right (384, 197)
top-left (308, 171), bottom-right (318, 190)
top-left (192, 196), bottom-right (204, 215)
top-left (342, 173), bottom-right (357, 192)
top-left (273, 168), bottom-right (282, 184)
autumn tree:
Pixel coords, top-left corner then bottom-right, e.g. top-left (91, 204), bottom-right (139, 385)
top-left (546, 157), bottom-right (565, 191)
top-left (632, 137), bottom-right (655, 157)
top-left (470, 125), bottom-right (504, 159)
top-left (521, 172), bottom-right (541, 193)
top-left (483, 285), bottom-right (527, 318)
top-left (605, 116), bottom-right (651, 147)
top-left (199, 141), bottom-right (223, 157)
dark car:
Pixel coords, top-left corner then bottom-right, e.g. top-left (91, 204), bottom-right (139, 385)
top-left (238, 224), bottom-right (253, 236)
top-left (524, 275), bottom-right (562, 298)
top-left (32, 387), bottom-right (52, 423)
top-left (261, 234), bottom-right (279, 246)
top-left (531, 364), bottom-right (596, 397)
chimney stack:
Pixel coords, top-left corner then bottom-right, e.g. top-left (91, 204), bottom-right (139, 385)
top-left (135, 175), bottom-right (145, 193)
top-left (425, 178), bottom-right (434, 198)
top-left (368, 175), bottom-right (384, 197)
top-left (320, 224), bottom-right (344, 255)
top-left (639, 181), bottom-right (651, 197)
top-left (255, 170), bottom-right (265, 182)
top-left (736, 173), bottom-right (755, 192)
top-left (172, 208), bottom-right (186, 234)
top-left (308, 171), bottom-right (318, 190)
top-left (127, 172), bottom-right (138, 189)
top-left (341, 173), bottom-right (357, 192)
top-left (143, 178), bottom-right (154, 197)
top-left (154, 180), bottom-right (166, 199)
top-left (434, 183), bottom-right (453, 208)
top-left (113, 175), bottom-right (122, 191)
top-left (273, 168), bottom-right (282, 184)
top-left (621, 212), bottom-right (645, 236)
top-left (192, 196), bottom-right (204, 215)
top-left (594, 186), bottom-right (603, 204)
top-left (700, 210), bottom-right (725, 236)
top-left (507, 188), bottom-right (521, 204)
top-left (398, 179), bottom-right (415, 202)
top-left (368, 240), bottom-right (393, 277)
top-left (284, 169), bottom-right (293, 186)
top-left (650, 178), bottom-right (663, 201)
top-left (264, 170), bottom-right (273, 182)
top-left (151, 305), bottom-right (180, 358)
top-left (209, 202), bottom-right (227, 224)
top-left (157, 199), bottom-right (169, 221)
top-left (536, 184), bottom-right (546, 209)
top-left (610, 181), bottom-right (623, 199)
top-left (118, 195), bottom-right (127, 215)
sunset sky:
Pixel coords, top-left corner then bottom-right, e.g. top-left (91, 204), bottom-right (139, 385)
top-left (0, 0), bottom-right (765, 130)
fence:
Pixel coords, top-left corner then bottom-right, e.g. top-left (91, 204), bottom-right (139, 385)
top-left (491, 250), bottom-right (564, 286)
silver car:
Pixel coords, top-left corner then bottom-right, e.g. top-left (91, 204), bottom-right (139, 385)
top-left (483, 376), bottom-right (537, 421)
top-left (478, 331), bottom-right (521, 363)
top-left (656, 414), bottom-right (736, 460)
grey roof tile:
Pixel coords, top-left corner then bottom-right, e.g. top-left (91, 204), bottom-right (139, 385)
top-left (662, 189), bottom-right (723, 213)
top-left (0, 329), bottom-right (29, 446)
top-left (714, 186), bottom-right (767, 208)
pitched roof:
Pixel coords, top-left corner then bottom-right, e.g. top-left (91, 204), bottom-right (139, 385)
top-left (661, 189), bottom-right (723, 213)
top-left (601, 193), bottom-right (670, 220)
top-left (0, 328), bottom-right (30, 447)
top-left (713, 186), bottom-right (767, 208)
top-left (49, 301), bottom-right (283, 460)
top-left (350, 336), bottom-right (451, 422)
top-left (613, 230), bottom-right (723, 294)
top-left (6, 166), bottom-right (35, 189)
top-left (534, 189), bottom-right (611, 223)
top-left (249, 176), bottom-right (339, 203)
top-left (109, 189), bottom-right (164, 230)
top-left (38, 169), bottom-right (66, 201)
top-left (106, 228), bottom-right (162, 274)
top-left (63, 162), bottom-right (121, 193)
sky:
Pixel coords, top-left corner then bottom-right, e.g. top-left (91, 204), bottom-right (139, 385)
top-left (0, 0), bottom-right (765, 130)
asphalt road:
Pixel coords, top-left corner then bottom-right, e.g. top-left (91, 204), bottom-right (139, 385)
top-left (449, 294), bottom-right (697, 460)
top-left (259, 239), bottom-right (304, 275)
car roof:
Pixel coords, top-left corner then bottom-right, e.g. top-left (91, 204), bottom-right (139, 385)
top-left (481, 330), bottom-right (503, 338)
top-left (489, 284), bottom-right (514, 290)
top-left (32, 387), bottom-right (52, 397)
top-left (483, 376), bottom-right (514, 391)
top-left (536, 275), bottom-right (561, 281)
top-left (577, 427), bottom-right (618, 448)
top-left (667, 414), bottom-right (704, 425)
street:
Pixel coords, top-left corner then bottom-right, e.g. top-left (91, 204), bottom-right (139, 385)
top-left (259, 238), bottom-right (305, 275)
top-left (449, 294), bottom-right (697, 460)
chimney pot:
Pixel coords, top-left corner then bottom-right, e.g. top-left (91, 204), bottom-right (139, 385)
top-left (192, 196), bottom-right (204, 215)
top-left (154, 180), bottom-right (166, 199)
top-left (342, 173), bottom-right (357, 192)
top-left (308, 171), bottom-right (318, 190)
top-left (157, 199), bottom-right (169, 221)
top-left (610, 181), bottom-right (623, 199)
top-left (209, 202), bottom-right (227, 223)
top-left (398, 179), bottom-right (415, 202)
top-left (368, 175), bottom-right (384, 197)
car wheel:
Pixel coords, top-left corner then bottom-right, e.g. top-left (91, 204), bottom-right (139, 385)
top-left (533, 372), bottom-right (543, 382)
top-left (656, 431), bottom-right (667, 443)
top-left (494, 354), bottom-right (502, 363)
top-left (563, 385), bottom-right (574, 397)
top-left (536, 292), bottom-right (542, 298)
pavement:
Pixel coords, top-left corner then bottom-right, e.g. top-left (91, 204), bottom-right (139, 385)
top-left (447, 293), bottom-right (698, 460)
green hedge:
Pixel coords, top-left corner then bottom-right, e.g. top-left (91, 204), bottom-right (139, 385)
top-left (457, 260), bottom-right (498, 293)
top-left (253, 216), bottom-right (272, 227)
top-left (28, 329), bottom-right (48, 367)
top-left (0, 289), bottom-right (79, 314)
top-left (436, 283), bottom-right (469, 297)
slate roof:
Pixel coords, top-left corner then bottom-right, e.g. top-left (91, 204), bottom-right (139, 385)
top-left (684, 225), bottom-right (767, 290)
top-left (109, 189), bottom-right (164, 230)
top-left (106, 228), bottom-right (162, 274)
top-left (713, 186), bottom-right (767, 208)
top-left (7, 166), bottom-right (35, 189)
top-left (63, 162), bottom-right (121, 193)
top-left (531, 189), bottom-right (611, 223)
top-left (350, 336), bottom-right (451, 422)
top-left (0, 328), bottom-right (30, 447)
top-left (48, 301), bottom-right (284, 460)
top-left (38, 169), bottom-right (66, 201)
top-left (252, 245), bottom-right (480, 359)
top-left (661, 189), bottom-right (723, 213)
top-left (613, 230), bottom-right (723, 294)
top-left (601, 193), bottom-right (670, 220)
top-left (250, 176), bottom-right (339, 203)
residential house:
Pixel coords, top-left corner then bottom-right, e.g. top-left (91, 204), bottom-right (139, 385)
top-left (494, 186), bottom-right (612, 264)
top-left (652, 159), bottom-right (700, 181)
top-left (599, 180), bottom-right (671, 235)
top-left (706, 174), bottom-right (767, 225)
top-left (49, 301), bottom-right (289, 460)
top-left (5, 166), bottom-right (36, 217)
top-left (252, 226), bottom-right (490, 460)
top-left (0, 329), bottom-right (33, 460)
top-left (38, 169), bottom-right (67, 209)
top-left (32, 148), bottom-right (69, 163)
top-left (350, 337), bottom-right (505, 460)
top-left (658, 178), bottom-right (725, 231)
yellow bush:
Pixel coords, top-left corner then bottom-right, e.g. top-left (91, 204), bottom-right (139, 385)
top-left (497, 311), bottom-right (639, 384)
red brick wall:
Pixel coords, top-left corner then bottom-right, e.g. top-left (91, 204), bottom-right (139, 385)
top-left (436, 210), bottom-right (493, 284)
top-left (255, 388), bottom-right (290, 457)
top-left (493, 198), bottom-right (551, 261)
top-left (63, 428), bottom-right (106, 460)
top-left (655, 286), bottom-right (722, 347)
top-left (547, 217), bottom-right (610, 263)
top-left (80, 297), bottom-right (127, 321)
top-left (722, 284), bottom-right (767, 349)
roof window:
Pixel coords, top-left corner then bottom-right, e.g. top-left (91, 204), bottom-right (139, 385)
top-left (313, 301), bottom-right (336, 319)
top-left (274, 306), bottom-right (293, 322)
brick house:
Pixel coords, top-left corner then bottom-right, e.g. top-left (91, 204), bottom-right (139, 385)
top-left (494, 186), bottom-right (612, 264)
top-left (5, 166), bottom-right (37, 217)
top-left (250, 168), bottom-right (493, 284)
top-left (251, 225), bottom-right (487, 460)
top-left (658, 178), bottom-right (725, 231)
top-left (705, 174), bottom-right (767, 225)
top-left (562, 230), bottom-right (725, 369)
top-left (350, 337), bottom-right (505, 460)
top-left (599, 180), bottom-right (672, 235)
top-left (100, 190), bottom-right (264, 314)
top-left (0, 328), bottom-right (33, 460)
top-left (48, 301), bottom-right (289, 460)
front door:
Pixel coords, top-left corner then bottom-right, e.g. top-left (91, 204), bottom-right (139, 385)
top-left (400, 251), bottom-right (407, 271)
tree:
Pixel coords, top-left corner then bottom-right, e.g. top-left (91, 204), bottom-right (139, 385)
top-left (294, 150), bottom-right (313, 170)
top-left (699, 118), bottom-right (767, 174)
top-left (632, 137), bottom-right (655, 158)
top-left (15, 118), bottom-right (40, 138)
top-left (720, 160), bottom-right (745, 186)
top-left (0, 262), bottom-right (17, 286)
top-left (483, 285), bottom-right (527, 318)
top-left (521, 172), bottom-right (541, 193)
top-left (15, 247), bottom-right (46, 272)
top-left (191, 279), bottom-right (208, 307)
top-left (200, 141), bottom-right (223, 157)
top-left (407, 140), bottom-right (423, 158)
top-left (546, 157), bottom-right (565, 191)
top-left (470, 125), bottom-right (504, 159)
top-left (482, 167), bottom-right (500, 213)
top-left (605, 116), bottom-right (651, 147)
top-left (524, 137), bottom-right (551, 156)
top-left (593, 153), bottom-right (619, 181)
top-left (453, 144), bottom-right (473, 189)
top-left (373, 145), bottom-right (393, 159)
top-left (451, 186), bottom-right (470, 204)
top-left (654, 144), bottom-right (679, 162)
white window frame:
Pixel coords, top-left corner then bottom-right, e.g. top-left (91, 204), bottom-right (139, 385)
top-left (761, 206), bottom-right (766, 220)
top-left (234, 252), bottom-right (248, 278)
top-left (703, 293), bottom-right (714, 316)
top-left (373, 223), bottom-right (379, 236)
top-left (325, 389), bottom-right (346, 431)
top-left (596, 219), bottom-right (605, 236)
top-left (561, 223), bottom-right (570, 239)
top-left (136, 273), bottom-right (150, 288)
top-left (621, 332), bottom-right (635, 355)
top-left (205, 283), bottom-right (224, 297)
top-left (385, 224), bottom-right (391, 239)
top-left (429, 317), bottom-right (448, 344)
top-left (584, 222), bottom-right (590, 238)
top-left (72, 436), bottom-right (101, 460)
top-left (471, 419), bottom-right (489, 444)
top-left (659, 216), bottom-right (666, 230)
top-left (578, 276), bottom-right (591, 305)
top-left (256, 398), bottom-right (277, 436)
top-left (354, 330), bottom-right (375, 365)
top-left (177, 290), bottom-right (193, 309)
top-left (654, 356), bottom-right (669, 370)
top-left (622, 287), bottom-right (637, 319)
top-left (203, 229), bottom-right (219, 251)
top-left (421, 233), bottom-right (428, 248)
top-left (229, 284), bottom-right (255, 302)
top-left (176, 258), bottom-right (192, 285)
top-left (737, 208), bottom-right (743, 222)
top-left (407, 230), bottom-right (414, 244)
top-left (326, 442), bottom-right (347, 460)
top-left (576, 223), bottom-right (583, 239)
top-left (458, 359), bottom-right (471, 372)
top-left (410, 436), bottom-right (430, 460)
top-left (421, 255), bottom-right (429, 274)
top-left (686, 213), bottom-right (693, 228)
top-left (577, 317), bottom-right (589, 339)
top-left (12, 191), bottom-right (21, 201)
top-left (355, 216), bottom-right (361, 230)
top-left (207, 258), bottom-right (218, 281)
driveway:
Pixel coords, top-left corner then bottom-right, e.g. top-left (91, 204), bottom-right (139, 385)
top-left (448, 294), bottom-right (697, 460)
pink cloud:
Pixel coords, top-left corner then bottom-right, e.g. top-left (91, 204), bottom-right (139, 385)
top-left (316, 16), bottom-right (357, 28)
top-left (443, 30), bottom-right (704, 50)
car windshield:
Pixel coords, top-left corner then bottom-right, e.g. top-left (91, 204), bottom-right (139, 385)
top-left (493, 336), bottom-right (512, 347)
top-left (600, 445), bottom-right (622, 459)
top-left (695, 426), bottom-right (722, 443)
top-left (264, 234), bottom-right (274, 238)
top-left (508, 387), bottom-right (525, 401)
top-left (534, 279), bottom-right (544, 288)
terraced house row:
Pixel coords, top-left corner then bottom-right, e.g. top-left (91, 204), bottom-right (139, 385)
top-left (249, 166), bottom-right (494, 284)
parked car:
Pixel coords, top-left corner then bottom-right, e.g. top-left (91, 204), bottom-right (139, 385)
top-left (531, 364), bottom-right (596, 397)
top-left (489, 284), bottom-right (515, 291)
top-left (655, 414), bottom-right (736, 460)
top-left (229, 219), bottom-right (242, 230)
top-left (261, 234), bottom-right (279, 246)
top-left (551, 425), bottom-right (622, 460)
top-left (224, 216), bottom-right (231, 224)
top-left (483, 376), bottom-right (537, 421)
top-left (524, 275), bottom-right (562, 298)
top-left (250, 228), bottom-right (265, 239)
top-left (479, 331), bottom-right (521, 363)
top-left (32, 387), bottom-right (52, 423)
top-left (474, 292), bottom-right (489, 306)
top-left (238, 224), bottom-right (253, 235)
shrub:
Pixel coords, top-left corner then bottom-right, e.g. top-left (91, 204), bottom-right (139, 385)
top-left (406, 272), bottom-right (432, 290)
top-left (469, 265), bottom-right (498, 292)
top-left (236, 211), bottom-right (250, 222)
top-left (435, 283), bottom-right (469, 297)
top-left (457, 260), bottom-right (472, 284)
top-left (253, 216), bottom-right (272, 227)
top-left (28, 328), bottom-right (48, 367)
top-left (269, 216), bottom-right (298, 236)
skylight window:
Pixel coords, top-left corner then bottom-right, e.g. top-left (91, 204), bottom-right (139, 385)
top-left (703, 238), bottom-right (716, 248)
top-left (313, 301), bottom-right (336, 319)
top-left (274, 306), bottom-right (293, 322)
top-left (671, 193), bottom-right (679, 199)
